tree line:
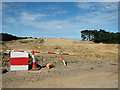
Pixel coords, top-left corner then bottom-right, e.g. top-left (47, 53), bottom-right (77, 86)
top-left (0, 33), bottom-right (34, 41)
top-left (81, 29), bottom-right (120, 44)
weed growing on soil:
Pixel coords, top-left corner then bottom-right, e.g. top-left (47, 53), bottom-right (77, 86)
top-left (19, 40), bottom-right (33, 44)
top-left (39, 38), bottom-right (44, 44)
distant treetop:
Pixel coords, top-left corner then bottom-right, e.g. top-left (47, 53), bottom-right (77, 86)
top-left (80, 29), bottom-right (120, 44)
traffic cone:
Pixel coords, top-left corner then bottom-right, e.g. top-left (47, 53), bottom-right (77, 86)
top-left (31, 51), bottom-right (37, 70)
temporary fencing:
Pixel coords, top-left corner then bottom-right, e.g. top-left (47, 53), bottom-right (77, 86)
top-left (7, 49), bottom-right (75, 71)
top-left (7, 50), bottom-right (75, 55)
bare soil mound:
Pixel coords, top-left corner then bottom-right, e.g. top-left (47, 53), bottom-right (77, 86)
top-left (4, 38), bottom-right (118, 59)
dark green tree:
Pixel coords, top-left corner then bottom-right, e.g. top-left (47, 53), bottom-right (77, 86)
top-left (80, 29), bottom-right (120, 44)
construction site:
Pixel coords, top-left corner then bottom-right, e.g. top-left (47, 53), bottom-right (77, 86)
top-left (1, 38), bottom-right (118, 88)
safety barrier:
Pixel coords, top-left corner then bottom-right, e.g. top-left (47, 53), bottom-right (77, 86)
top-left (7, 50), bottom-right (75, 71)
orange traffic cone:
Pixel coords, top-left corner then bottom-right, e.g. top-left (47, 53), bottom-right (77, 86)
top-left (31, 51), bottom-right (37, 70)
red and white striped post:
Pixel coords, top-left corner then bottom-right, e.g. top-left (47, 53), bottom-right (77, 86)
top-left (31, 51), bottom-right (37, 69)
top-left (60, 54), bottom-right (66, 66)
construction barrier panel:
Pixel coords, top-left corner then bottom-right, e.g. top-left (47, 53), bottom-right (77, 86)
top-left (10, 51), bottom-right (28, 71)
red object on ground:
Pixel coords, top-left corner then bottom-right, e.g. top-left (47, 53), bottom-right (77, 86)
top-left (48, 52), bottom-right (56, 54)
top-left (60, 54), bottom-right (66, 66)
top-left (10, 57), bottom-right (28, 65)
top-left (62, 53), bottom-right (69, 55)
top-left (14, 50), bottom-right (24, 52)
top-left (32, 51), bottom-right (37, 69)
top-left (60, 54), bottom-right (64, 60)
top-left (32, 50), bottom-right (34, 55)
top-left (32, 62), bottom-right (37, 69)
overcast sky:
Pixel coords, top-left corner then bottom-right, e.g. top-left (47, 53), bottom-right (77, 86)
top-left (2, 2), bottom-right (118, 40)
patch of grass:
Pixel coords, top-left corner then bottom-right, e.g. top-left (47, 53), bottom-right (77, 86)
top-left (19, 40), bottom-right (33, 44)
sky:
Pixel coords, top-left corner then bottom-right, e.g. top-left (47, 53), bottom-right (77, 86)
top-left (2, 2), bottom-right (118, 40)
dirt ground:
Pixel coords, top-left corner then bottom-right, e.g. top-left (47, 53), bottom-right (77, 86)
top-left (1, 38), bottom-right (119, 88)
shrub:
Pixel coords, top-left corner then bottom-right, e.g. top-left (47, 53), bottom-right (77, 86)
top-left (19, 40), bottom-right (33, 44)
top-left (39, 38), bottom-right (44, 44)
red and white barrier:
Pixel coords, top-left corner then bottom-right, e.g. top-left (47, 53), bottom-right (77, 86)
top-left (7, 50), bottom-right (75, 55)
top-left (7, 50), bottom-right (75, 69)
top-left (7, 50), bottom-right (31, 53)
top-left (10, 51), bottom-right (28, 71)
